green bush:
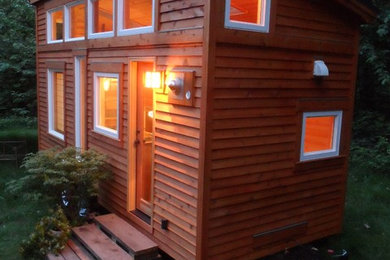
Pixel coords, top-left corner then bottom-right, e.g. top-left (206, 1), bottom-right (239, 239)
top-left (20, 207), bottom-right (71, 259)
top-left (6, 146), bottom-right (111, 224)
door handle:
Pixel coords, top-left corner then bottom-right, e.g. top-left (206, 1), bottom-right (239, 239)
top-left (134, 139), bottom-right (140, 146)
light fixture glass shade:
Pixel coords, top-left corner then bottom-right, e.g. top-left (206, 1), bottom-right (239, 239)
top-left (145, 71), bottom-right (162, 89)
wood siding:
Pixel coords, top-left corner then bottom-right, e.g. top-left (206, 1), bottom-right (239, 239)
top-left (35, 1), bottom-right (205, 259)
top-left (201, 0), bottom-right (361, 259)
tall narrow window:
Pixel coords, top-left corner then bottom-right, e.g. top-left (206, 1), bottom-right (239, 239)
top-left (300, 111), bottom-right (343, 161)
top-left (88, 0), bottom-right (114, 38)
top-left (118, 0), bottom-right (154, 36)
top-left (65, 1), bottom-right (85, 41)
top-left (48, 70), bottom-right (65, 140)
top-left (225, 0), bottom-right (271, 33)
top-left (94, 73), bottom-right (119, 139)
top-left (47, 7), bottom-right (64, 43)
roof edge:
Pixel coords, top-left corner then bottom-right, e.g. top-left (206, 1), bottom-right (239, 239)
top-left (333, 0), bottom-right (377, 23)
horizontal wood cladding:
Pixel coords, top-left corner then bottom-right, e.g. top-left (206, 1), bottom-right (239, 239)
top-left (214, 0), bottom-right (358, 55)
top-left (36, 43), bottom-right (203, 260)
top-left (206, 18), bottom-right (357, 257)
top-left (35, 0), bottom-right (205, 48)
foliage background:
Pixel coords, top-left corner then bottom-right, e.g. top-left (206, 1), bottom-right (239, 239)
top-left (0, 0), bottom-right (36, 118)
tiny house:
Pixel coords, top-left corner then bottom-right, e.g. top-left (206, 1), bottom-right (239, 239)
top-left (30, 0), bottom-right (375, 259)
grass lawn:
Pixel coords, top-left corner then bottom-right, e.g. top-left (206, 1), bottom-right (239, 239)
top-left (315, 165), bottom-right (390, 259)
top-left (0, 162), bottom-right (50, 260)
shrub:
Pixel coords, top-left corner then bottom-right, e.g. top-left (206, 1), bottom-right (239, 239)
top-left (7, 146), bottom-right (111, 224)
top-left (20, 207), bottom-right (71, 259)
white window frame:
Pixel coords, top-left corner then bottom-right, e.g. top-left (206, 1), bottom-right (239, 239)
top-left (65, 1), bottom-right (85, 42)
top-left (93, 72), bottom-right (120, 139)
top-left (300, 111), bottom-right (343, 162)
top-left (224, 0), bottom-right (271, 33)
top-left (47, 69), bottom-right (65, 140)
top-left (117, 0), bottom-right (155, 36)
top-left (47, 7), bottom-right (65, 44)
top-left (87, 0), bottom-right (115, 39)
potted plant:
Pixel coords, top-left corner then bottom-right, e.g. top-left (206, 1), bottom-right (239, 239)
top-left (7, 147), bottom-right (111, 224)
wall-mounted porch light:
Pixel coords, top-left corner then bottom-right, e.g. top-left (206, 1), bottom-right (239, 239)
top-left (313, 60), bottom-right (329, 77)
top-left (145, 71), bottom-right (163, 89)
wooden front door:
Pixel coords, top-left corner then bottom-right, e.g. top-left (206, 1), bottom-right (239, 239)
top-left (135, 61), bottom-right (154, 218)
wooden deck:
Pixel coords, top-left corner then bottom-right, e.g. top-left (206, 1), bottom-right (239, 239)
top-left (48, 214), bottom-right (159, 260)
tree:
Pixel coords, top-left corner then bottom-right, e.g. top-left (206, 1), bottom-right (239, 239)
top-left (0, 0), bottom-right (36, 117)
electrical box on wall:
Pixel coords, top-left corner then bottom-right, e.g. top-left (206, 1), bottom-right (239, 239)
top-left (166, 70), bottom-right (195, 106)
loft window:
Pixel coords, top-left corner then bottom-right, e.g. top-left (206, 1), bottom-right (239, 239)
top-left (88, 0), bottom-right (114, 38)
top-left (225, 0), bottom-right (271, 33)
top-left (47, 7), bottom-right (64, 43)
top-left (94, 73), bottom-right (119, 139)
top-left (300, 111), bottom-right (343, 161)
top-left (118, 0), bottom-right (154, 36)
top-left (48, 70), bottom-right (65, 140)
top-left (65, 1), bottom-right (85, 41)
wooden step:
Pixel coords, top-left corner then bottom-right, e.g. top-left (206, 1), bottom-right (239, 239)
top-left (73, 223), bottom-right (133, 260)
top-left (94, 214), bottom-right (158, 259)
top-left (47, 239), bottom-right (93, 260)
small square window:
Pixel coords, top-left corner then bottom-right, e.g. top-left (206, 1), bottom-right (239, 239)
top-left (48, 70), bottom-right (65, 140)
top-left (88, 0), bottom-right (114, 39)
top-left (225, 0), bottom-right (271, 33)
top-left (65, 1), bottom-right (85, 41)
top-left (118, 0), bottom-right (154, 36)
top-left (94, 73), bottom-right (119, 139)
top-left (300, 111), bottom-right (343, 161)
top-left (47, 7), bottom-right (64, 43)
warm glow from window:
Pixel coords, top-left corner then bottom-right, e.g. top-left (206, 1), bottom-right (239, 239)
top-left (70, 3), bottom-right (85, 38)
top-left (230, 0), bottom-right (264, 25)
top-left (123, 0), bottom-right (152, 29)
top-left (53, 72), bottom-right (64, 134)
top-left (304, 116), bottom-right (335, 153)
top-left (145, 72), bottom-right (161, 89)
top-left (300, 111), bottom-right (342, 161)
top-left (97, 76), bottom-right (118, 131)
top-left (93, 0), bottom-right (113, 33)
top-left (50, 9), bottom-right (63, 41)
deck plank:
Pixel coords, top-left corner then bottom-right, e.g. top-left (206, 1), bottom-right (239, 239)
top-left (72, 224), bottom-right (133, 260)
top-left (60, 244), bottom-right (81, 260)
top-left (94, 214), bottom-right (158, 256)
top-left (47, 253), bottom-right (65, 260)
top-left (66, 240), bottom-right (92, 260)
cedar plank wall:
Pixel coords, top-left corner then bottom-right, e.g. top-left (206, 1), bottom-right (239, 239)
top-left (35, 0), bottom-right (205, 259)
top-left (204, 0), bottom-right (360, 259)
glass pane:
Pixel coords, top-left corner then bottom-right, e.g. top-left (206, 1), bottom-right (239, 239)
top-left (230, 0), bottom-right (263, 25)
top-left (93, 0), bottom-right (113, 33)
top-left (54, 72), bottom-right (64, 133)
top-left (51, 10), bottom-right (63, 40)
top-left (70, 4), bottom-right (85, 38)
top-left (98, 77), bottom-right (118, 130)
top-left (123, 0), bottom-right (153, 29)
top-left (304, 116), bottom-right (335, 153)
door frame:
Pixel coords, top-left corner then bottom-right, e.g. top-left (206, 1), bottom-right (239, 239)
top-left (127, 57), bottom-right (157, 226)
top-left (74, 56), bottom-right (86, 150)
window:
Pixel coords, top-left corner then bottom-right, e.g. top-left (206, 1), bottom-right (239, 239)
top-left (94, 73), bottom-right (119, 139)
top-left (47, 7), bottom-right (64, 43)
top-left (48, 70), bottom-right (65, 140)
top-left (88, 0), bottom-right (114, 38)
top-left (300, 111), bottom-right (343, 161)
top-left (65, 1), bottom-right (85, 41)
top-left (118, 0), bottom-right (154, 36)
top-left (225, 0), bottom-right (271, 33)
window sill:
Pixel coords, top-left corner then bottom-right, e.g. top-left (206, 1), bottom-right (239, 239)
top-left (294, 155), bottom-right (346, 174)
top-left (88, 31), bottom-right (114, 39)
top-left (93, 127), bottom-right (119, 140)
top-left (48, 130), bottom-right (65, 141)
